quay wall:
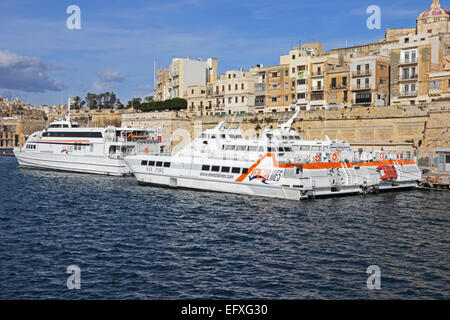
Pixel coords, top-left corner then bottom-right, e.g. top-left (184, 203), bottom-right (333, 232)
top-left (122, 102), bottom-right (450, 159)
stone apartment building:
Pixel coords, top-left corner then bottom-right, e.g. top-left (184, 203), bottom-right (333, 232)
top-left (326, 65), bottom-right (350, 108)
top-left (263, 64), bottom-right (293, 113)
top-left (155, 56), bottom-right (218, 101)
top-left (349, 55), bottom-right (390, 107)
top-left (212, 70), bottom-right (256, 115)
top-left (154, 69), bottom-right (169, 101)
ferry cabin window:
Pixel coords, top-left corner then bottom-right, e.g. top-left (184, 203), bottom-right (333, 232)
top-left (278, 147), bottom-right (285, 152)
top-left (311, 146), bottom-right (321, 151)
top-left (141, 160), bottom-right (148, 166)
top-left (224, 145), bottom-right (235, 151)
top-left (42, 132), bottom-right (103, 138)
top-left (300, 145), bottom-right (310, 151)
top-left (156, 161), bottom-right (163, 167)
top-left (220, 134), bottom-right (226, 139)
top-left (149, 161), bottom-right (155, 166)
top-left (236, 145), bottom-right (246, 151)
top-left (284, 147), bottom-right (292, 152)
top-left (163, 162), bottom-right (171, 168)
top-left (221, 166), bottom-right (230, 173)
top-left (242, 168), bottom-right (249, 174)
top-left (202, 165), bottom-right (210, 171)
top-left (248, 146), bottom-right (258, 152)
top-left (268, 147), bottom-right (275, 152)
top-left (257, 146), bottom-right (265, 152)
top-left (211, 166), bottom-right (220, 172)
top-left (231, 167), bottom-right (241, 174)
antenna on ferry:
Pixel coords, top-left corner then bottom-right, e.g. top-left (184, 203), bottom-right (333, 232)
top-left (228, 112), bottom-right (238, 130)
top-left (280, 105), bottom-right (300, 131)
top-left (67, 96), bottom-right (71, 124)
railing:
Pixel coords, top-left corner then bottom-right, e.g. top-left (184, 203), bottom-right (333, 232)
top-left (398, 74), bottom-right (418, 81)
top-left (399, 90), bottom-right (418, 97)
top-left (311, 71), bottom-right (323, 76)
top-left (311, 86), bottom-right (323, 91)
top-left (399, 57), bottom-right (418, 64)
top-left (352, 84), bottom-right (370, 90)
top-left (352, 99), bottom-right (371, 104)
top-left (352, 70), bottom-right (371, 77)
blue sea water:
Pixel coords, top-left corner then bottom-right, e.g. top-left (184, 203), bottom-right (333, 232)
top-left (0, 156), bottom-right (449, 299)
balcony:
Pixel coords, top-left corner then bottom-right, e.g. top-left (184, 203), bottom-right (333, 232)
top-left (311, 71), bottom-right (324, 77)
top-left (399, 57), bottom-right (418, 65)
top-left (254, 84), bottom-right (265, 94)
top-left (170, 70), bottom-right (180, 77)
top-left (398, 74), bottom-right (418, 81)
top-left (311, 86), bottom-right (324, 91)
top-left (352, 98), bottom-right (372, 105)
top-left (296, 84), bottom-right (308, 92)
top-left (351, 84), bottom-right (371, 91)
top-left (399, 90), bottom-right (418, 97)
top-left (352, 70), bottom-right (371, 77)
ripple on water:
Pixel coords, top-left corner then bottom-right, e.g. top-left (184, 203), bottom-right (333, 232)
top-left (0, 157), bottom-right (449, 299)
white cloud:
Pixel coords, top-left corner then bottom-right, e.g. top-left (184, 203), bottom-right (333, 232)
top-left (92, 82), bottom-right (112, 92)
top-left (97, 70), bottom-right (127, 82)
top-left (0, 50), bottom-right (65, 93)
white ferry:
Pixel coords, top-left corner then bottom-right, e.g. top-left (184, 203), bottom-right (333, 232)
top-left (124, 122), bottom-right (364, 200)
top-left (14, 109), bottom-right (159, 176)
top-left (125, 108), bottom-right (421, 199)
top-left (260, 107), bottom-right (422, 192)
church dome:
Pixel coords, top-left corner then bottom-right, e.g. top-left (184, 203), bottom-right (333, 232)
top-left (418, 0), bottom-right (449, 19)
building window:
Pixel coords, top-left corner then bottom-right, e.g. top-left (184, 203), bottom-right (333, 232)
top-left (241, 96), bottom-right (245, 103)
top-left (235, 84), bottom-right (238, 90)
top-left (331, 78), bottom-right (337, 88)
top-left (228, 84), bottom-right (231, 91)
top-left (343, 91), bottom-right (348, 102)
top-left (241, 83), bottom-right (244, 90)
top-left (271, 97), bottom-right (277, 102)
top-left (285, 69), bottom-right (288, 76)
top-left (271, 72), bottom-right (278, 77)
top-left (342, 77), bottom-right (347, 86)
top-left (235, 97), bottom-right (238, 103)
top-left (297, 93), bottom-right (306, 99)
top-left (292, 55), bottom-right (295, 60)
top-left (285, 95), bottom-right (288, 102)
top-left (311, 92), bottom-right (324, 101)
top-left (272, 84), bottom-right (278, 90)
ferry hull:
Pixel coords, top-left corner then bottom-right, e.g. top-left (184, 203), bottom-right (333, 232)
top-left (130, 169), bottom-right (362, 201)
top-left (14, 149), bottom-right (131, 176)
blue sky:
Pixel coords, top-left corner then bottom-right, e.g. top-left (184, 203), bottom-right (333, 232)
top-left (0, 0), bottom-right (441, 106)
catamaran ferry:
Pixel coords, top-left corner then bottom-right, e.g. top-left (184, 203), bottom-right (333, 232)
top-left (258, 107), bottom-right (422, 192)
top-left (14, 116), bottom-right (159, 176)
top-left (124, 109), bottom-right (421, 200)
top-left (124, 121), bottom-right (366, 200)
